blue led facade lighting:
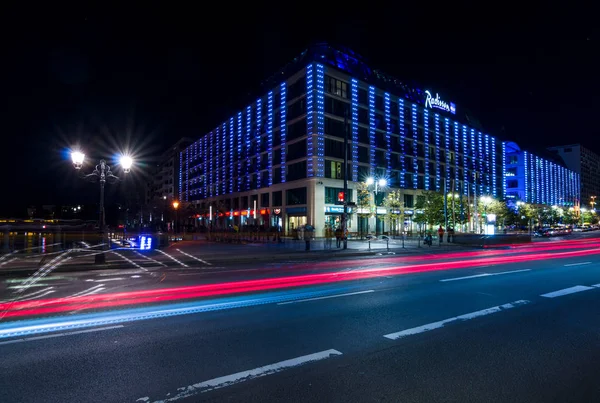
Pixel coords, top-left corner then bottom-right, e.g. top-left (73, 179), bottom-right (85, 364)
top-left (462, 125), bottom-right (468, 195)
top-left (215, 126), bottom-right (220, 196)
top-left (237, 112), bottom-right (242, 192)
top-left (484, 134), bottom-right (490, 194)
top-left (477, 131), bottom-right (483, 195)
top-left (351, 79), bottom-right (359, 182)
top-left (368, 86), bottom-right (376, 175)
top-left (469, 127), bottom-right (476, 197)
top-left (493, 137), bottom-right (498, 197)
top-left (453, 122), bottom-right (459, 193)
top-left (209, 131), bottom-right (213, 198)
top-left (229, 118), bottom-right (234, 193)
top-left (501, 140), bottom-right (505, 199)
top-left (280, 82), bottom-right (287, 183)
top-left (203, 136), bottom-right (207, 198)
top-left (245, 107), bottom-right (252, 190)
top-left (412, 104), bottom-right (418, 189)
top-left (444, 118), bottom-right (450, 192)
top-left (398, 99), bottom-right (405, 188)
top-left (179, 151), bottom-right (183, 201)
top-left (316, 64), bottom-right (325, 178)
top-left (423, 109), bottom-right (429, 190)
top-left (306, 64), bottom-right (314, 177)
top-left (255, 99), bottom-right (262, 188)
top-left (185, 148), bottom-right (189, 201)
top-left (222, 123), bottom-right (227, 196)
top-left (524, 151), bottom-right (528, 202)
top-left (384, 93), bottom-right (392, 178)
top-left (267, 91), bottom-right (274, 187)
top-left (434, 113), bottom-right (440, 192)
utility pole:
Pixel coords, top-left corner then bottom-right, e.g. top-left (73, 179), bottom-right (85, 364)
top-left (342, 106), bottom-right (349, 249)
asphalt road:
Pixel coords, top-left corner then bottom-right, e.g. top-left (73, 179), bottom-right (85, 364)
top-left (1, 235), bottom-right (600, 402)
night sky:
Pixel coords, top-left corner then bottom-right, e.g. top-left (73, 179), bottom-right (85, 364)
top-left (2, 6), bottom-right (597, 216)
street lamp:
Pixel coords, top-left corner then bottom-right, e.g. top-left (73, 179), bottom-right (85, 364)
top-left (365, 177), bottom-right (387, 235)
top-left (70, 150), bottom-right (133, 263)
top-left (172, 201), bottom-right (179, 234)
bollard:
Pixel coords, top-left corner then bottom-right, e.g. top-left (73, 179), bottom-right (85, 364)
top-left (386, 238), bottom-right (389, 252)
top-left (368, 240), bottom-right (371, 251)
top-left (305, 240), bottom-right (310, 251)
top-left (402, 234), bottom-right (405, 248)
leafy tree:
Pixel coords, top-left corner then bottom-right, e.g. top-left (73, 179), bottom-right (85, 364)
top-left (583, 210), bottom-right (599, 225)
top-left (414, 191), bottom-right (444, 230)
top-left (562, 208), bottom-right (579, 225)
top-left (356, 182), bottom-right (373, 237)
top-left (383, 190), bottom-right (404, 236)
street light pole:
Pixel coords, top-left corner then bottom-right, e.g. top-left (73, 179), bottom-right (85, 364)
top-left (342, 107), bottom-right (349, 249)
top-left (71, 151), bottom-right (132, 264)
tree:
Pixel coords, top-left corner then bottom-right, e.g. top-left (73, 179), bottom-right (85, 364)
top-left (414, 191), bottom-right (444, 231)
top-left (583, 210), bottom-right (599, 225)
top-left (383, 190), bottom-right (404, 236)
top-left (356, 182), bottom-right (373, 237)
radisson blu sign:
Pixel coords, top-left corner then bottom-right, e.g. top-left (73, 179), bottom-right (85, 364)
top-left (425, 90), bottom-right (456, 115)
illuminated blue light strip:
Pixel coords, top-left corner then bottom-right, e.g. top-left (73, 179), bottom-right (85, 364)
top-left (316, 64), bottom-right (325, 178)
top-left (229, 118), bottom-right (234, 194)
top-left (524, 151), bottom-right (528, 202)
top-left (209, 131), bottom-right (213, 198)
top-left (484, 134), bottom-right (490, 195)
top-left (179, 151), bottom-right (184, 201)
top-left (536, 156), bottom-right (541, 204)
top-left (444, 118), bottom-right (450, 192)
top-left (477, 131), bottom-right (483, 195)
top-left (185, 148), bottom-right (189, 201)
top-left (384, 93), bottom-right (392, 178)
top-left (267, 91), bottom-right (274, 186)
top-left (545, 160), bottom-right (549, 205)
top-left (462, 125), bottom-right (468, 195)
top-left (434, 113), bottom-right (440, 192)
top-left (492, 137), bottom-right (498, 198)
top-left (500, 140), bottom-right (505, 199)
top-left (222, 123), bottom-right (227, 196)
top-left (470, 127), bottom-right (476, 198)
top-left (203, 136), bottom-right (207, 198)
top-left (237, 112), bottom-right (242, 192)
top-left (246, 107), bottom-right (252, 190)
top-left (398, 99), bottom-right (405, 188)
top-left (412, 104), bottom-right (418, 189)
top-left (280, 82), bottom-right (287, 183)
top-left (215, 126), bottom-right (220, 197)
top-left (424, 109), bottom-right (429, 190)
top-left (453, 122), bottom-right (459, 194)
top-left (351, 79), bottom-right (359, 182)
top-left (368, 86), bottom-right (376, 175)
top-left (255, 99), bottom-right (262, 188)
top-left (306, 65), bottom-right (314, 177)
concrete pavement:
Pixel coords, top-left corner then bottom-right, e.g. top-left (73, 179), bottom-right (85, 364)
top-left (1, 238), bottom-right (600, 402)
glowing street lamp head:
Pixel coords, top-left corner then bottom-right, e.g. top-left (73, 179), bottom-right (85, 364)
top-left (71, 151), bottom-right (85, 169)
top-left (172, 201), bottom-right (179, 209)
top-left (378, 178), bottom-right (387, 187)
top-left (366, 177), bottom-right (374, 185)
top-left (120, 155), bottom-right (133, 173)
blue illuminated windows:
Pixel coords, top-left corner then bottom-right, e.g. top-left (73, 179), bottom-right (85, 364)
top-left (280, 82), bottom-right (287, 183)
top-left (412, 104), bottom-right (418, 189)
top-left (215, 126), bottom-right (220, 196)
top-left (351, 79), bottom-right (358, 182)
top-left (477, 131), bottom-right (483, 195)
top-left (255, 99), bottom-right (262, 188)
top-left (316, 64), bottom-right (325, 177)
top-left (229, 118), bottom-right (234, 193)
top-left (237, 113), bottom-right (242, 192)
top-left (203, 136), bottom-right (207, 197)
top-left (384, 93), bottom-right (391, 178)
top-left (222, 123), bottom-right (227, 195)
top-left (369, 86), bottom-right (376, 175)
top-left (267, 91), bottom-right (273, 186)
top-left (398, 99), bottom-right (405, 188)
top-left (484, 134), bottom-right (490, 194)
top-left (434, 113), bottom-right (440, 191)
top-left (444, 118), bottom-right (450, 192)
top-left (424, 109), bottom-right (429, 190)
top-left (306, 64), bottom-right (314, 177)
top-left (246, 107), bottom-right (252, 190)
top-left (524, 150), bottom-right (528, 202)
top-left (500, 140), bottom-right (504, 199)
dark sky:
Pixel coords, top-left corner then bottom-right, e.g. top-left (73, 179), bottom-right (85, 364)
top-left (1, 5), bottom-right (598, 215)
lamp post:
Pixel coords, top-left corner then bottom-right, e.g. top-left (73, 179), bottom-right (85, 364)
top-left (366, 177), bottom-right (387, 235)
top-left (172, 201), bottom-right (180, 234)
top-left (481, 196), bottom-right (492, 234)
top-left (591, 196), bottom-right (597, 211)
top-left (71, 151), bottom-right (133, 263)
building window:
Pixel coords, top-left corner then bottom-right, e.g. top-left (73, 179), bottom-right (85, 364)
top-left (507, 180), bottom-right (519, 188)
top-left (261, 193), bottom-right (269, 207)
top-left (287, 161), bottom-right (307, 182)
top-left (272, 191), bottom-right (283, 206)
top-left (404, 194), bottom-right (414, 208)
top-left (324, 187), bottom-right (354, 204)
top-left (325, 160), bottom-right (343, 179)
top-left (286, 187), bottom-right (307, 205)
top-left (326, 76), bottom-right (348, 98)
top-left (506, 167), bottom-right (517, 177)
top-left (508, 155), bottom-right (518, 164)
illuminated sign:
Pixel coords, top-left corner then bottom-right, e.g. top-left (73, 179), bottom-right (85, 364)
top-left (139, 236), bottom-right (153, 250)
top-left (325, 206), bottom-right (353, 214)
top-left (425, 90), bottom-right (456, 115)
top-left (337, 191), bottom-right (345, 202)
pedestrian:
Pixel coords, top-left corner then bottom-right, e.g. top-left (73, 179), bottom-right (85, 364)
top-left (448, 227), bottom-right (455, 242)
top-left (438, 226), bottom-right (445, 243)
top-left (335, 227), bottom-right (342, 248)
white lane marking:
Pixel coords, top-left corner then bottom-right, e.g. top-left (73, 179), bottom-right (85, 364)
top-left (540, 285), bottom-right (594, 298)
top-left (564, 262), bottom-right (592, 267)
top-left (8, 284), bottom-right (51, 289)
top-left (277, 290), bottom-right (375, 305)
top-left (20, 289), bottom-right (55, 301)
top-left (134, 251), bottom-right (167, 267)
top-left (0, 287), bottom-right (55, 303)
top-left (0, 257), bottom-right (17, 267)
top-left (440, 269), bottom-right (531, 282)
top-left (70, 284), bottom-right (104, 297)
top-left (383, 300), bottom-right (530, 340)
top-left (138, 349), bottom-right (342, 402)
top-left (97, 270), bottom-right (145, 276)
top-left (79, 287), bottom-right (105, 297)
top-left (156, 249), bottom-right (188, 268)
top-left (175, 249), bottom-right (212, 265)
top-left (0, 325), bottom-right (124, 345)
top-left (94, 277), bottom-right (124, 282)
top-left (131, 275), bottom-right (141, 278)
top-left (111, 251), bottom-right (146, 271)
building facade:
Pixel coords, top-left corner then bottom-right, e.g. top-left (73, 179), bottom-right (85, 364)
top-left (180, 44), bottom-right (570, 234)
top-left (504, 142), bottom-right (580, 207)
top-left (547, 144), bottom-right (599, 209)
top-left (149, 138), bottom-right (193, 204)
